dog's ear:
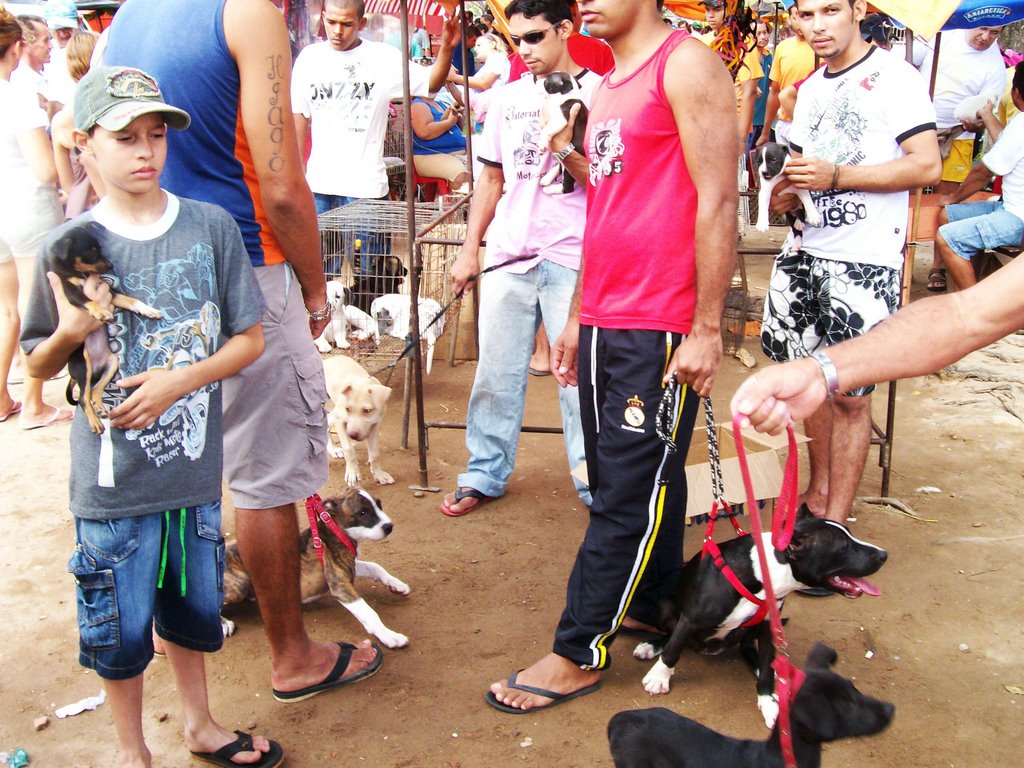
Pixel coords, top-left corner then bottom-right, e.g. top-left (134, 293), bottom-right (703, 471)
top-left (806, 643), bottom-right (838, 670)
top-left (370, 384), bottom-right (392, 409)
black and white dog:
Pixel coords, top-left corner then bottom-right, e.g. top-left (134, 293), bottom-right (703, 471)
top-left (752, 142), bottom-right (823, 240)
top-left (314, 280), bottom-right (377, 352)
top-left (538, 71), bottom-right (588, 195)
top-left (609, 643), bottom-right (895, 768)
top-left (634, 512), bottom-right (887, 728)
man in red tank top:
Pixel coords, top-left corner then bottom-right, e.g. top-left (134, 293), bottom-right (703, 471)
top-left (487, 0), bottom-right (739, 714)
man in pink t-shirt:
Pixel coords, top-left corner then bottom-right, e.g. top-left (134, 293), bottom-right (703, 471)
top-left (440, 0), bottom-right (598, 518)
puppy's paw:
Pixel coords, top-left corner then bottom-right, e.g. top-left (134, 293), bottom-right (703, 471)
top-left (221, 616), bottom-right (236, 638)
top-left (641, 659), bottom-right (674, 695)
top-left (633, 641), bottom-right (660, 660)
top-left (371, 467), bottom-right (395, 485)
top-left (805, 209), bottom-right (823, 228)
top-left (758, 693), bottom-right (780, 729)
top-left (755, 220), bottom-right (770, 233)
top-left (328, 444), bottom-right (345, 460)
top-left (385, 577), bottom-right (410, 595)
top-left (375, 628), bottom-right (409, 649)
top-left (338, 337), bottom-right (351, 349)
top-left (135, 303), bottom-right (163, 319)
top-left (345, 467), bottom-right (362, 486)
top-left (315, 338), bottom-right (332, 353)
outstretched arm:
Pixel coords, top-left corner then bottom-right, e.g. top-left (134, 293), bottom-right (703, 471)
top-left (732, 256), bottom-right (1024, 433)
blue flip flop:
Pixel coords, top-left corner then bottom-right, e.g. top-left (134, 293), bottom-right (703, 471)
top-left (485, 670), bottom-right (601, 714)
top-left (272, 641), bottom-right (383, 703)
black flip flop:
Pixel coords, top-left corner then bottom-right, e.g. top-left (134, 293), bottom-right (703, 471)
top-left (440, 487), bottom-right (494, 517)
top-left (485, 670), bottom-right (601, 714)
top-left (272, 641), bottom-right (383, 703)
top-left (191, 730), bottom-right (284, 768)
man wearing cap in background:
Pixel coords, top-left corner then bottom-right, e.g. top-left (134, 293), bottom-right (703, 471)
top-left (43, 0), bottom-right (79, 108)
top-left (913, 25), bottom-right (1007, 293)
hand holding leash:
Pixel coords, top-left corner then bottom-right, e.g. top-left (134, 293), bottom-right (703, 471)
top-left (450, 247), bottom-right (482, 295)
top-left (731, 357), bottom-right (829, 435)
top-left (663, 330), bottom-right (722, 398)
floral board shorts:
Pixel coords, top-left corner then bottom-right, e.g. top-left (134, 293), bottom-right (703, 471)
top-left (761, 250), bottom-right (901, 397)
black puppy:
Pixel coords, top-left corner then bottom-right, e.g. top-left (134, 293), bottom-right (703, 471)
top-left (751, 141), bottom-right (823, 242)
top-left (609, 643), bottom-right (895, 768)
top-left (538, 71), bottom-right (588, 195)
top-left (352, 254), bottom-right (407, 314)
top-left (634, 512), bottom-right (887, 728)
top-left (50, 224), bottom-right (162, 434)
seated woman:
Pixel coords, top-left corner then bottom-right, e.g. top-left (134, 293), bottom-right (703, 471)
top-left (410, 94), bottom-right (470, 193)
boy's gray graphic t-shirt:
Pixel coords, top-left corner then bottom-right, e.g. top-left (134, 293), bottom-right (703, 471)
top-left (22, 194), bottom-right (264, 520)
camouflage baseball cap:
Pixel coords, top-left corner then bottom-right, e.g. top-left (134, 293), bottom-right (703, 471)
top-left (74, 66), bottom-right (191, 133)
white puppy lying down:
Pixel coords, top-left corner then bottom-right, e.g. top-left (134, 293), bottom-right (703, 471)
top-left (315, 280), bottom-right (378, 353)
top-left (369, 294), bottom-right (445, 373)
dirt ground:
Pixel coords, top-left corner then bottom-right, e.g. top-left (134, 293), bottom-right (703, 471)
top-left (2, 238), bottom-right (1023, 767)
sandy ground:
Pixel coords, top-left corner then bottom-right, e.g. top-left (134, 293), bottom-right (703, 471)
top-left (1, 238), bottom-right (1023, 767)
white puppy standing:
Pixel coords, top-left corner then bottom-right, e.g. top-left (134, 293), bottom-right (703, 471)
top-left (322, 355), bottom-right (395, 486)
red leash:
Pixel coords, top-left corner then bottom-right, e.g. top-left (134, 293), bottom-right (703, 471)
top-left (305, 494), bottom-right (357, 567)
top-left (701, 399), bottom-right (769, 627)
top-left (731, 416), bottom-right (803, 768)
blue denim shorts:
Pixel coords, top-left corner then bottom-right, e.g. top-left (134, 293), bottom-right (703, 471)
top-left (68, 502), bottom-right (226, 680)
top-left (939, 200), bottom-right (1024, 260)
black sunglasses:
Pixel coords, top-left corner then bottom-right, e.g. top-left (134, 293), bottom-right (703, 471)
top-left (510, 25), bottom-right (556, 47)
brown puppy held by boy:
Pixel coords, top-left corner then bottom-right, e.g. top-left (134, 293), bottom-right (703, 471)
top-left (50, 224), bottom-right (162, 434)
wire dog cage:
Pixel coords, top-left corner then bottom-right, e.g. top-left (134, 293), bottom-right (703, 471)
top-left (317, 199), bottom-right (467, 378)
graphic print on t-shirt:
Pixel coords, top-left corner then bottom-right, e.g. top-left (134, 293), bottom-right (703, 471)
top-left (307, 63), bottom-right (376, 133)
top-left (588, 118), bottom-right (624, 185)
top-left (104, 243), bottom-right (221, 470)
top-left (802, 72), bottom-right (881, 232)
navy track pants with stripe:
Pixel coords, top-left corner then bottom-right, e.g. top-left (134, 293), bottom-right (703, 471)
top-left (554, 326), bottom-right (700, 670)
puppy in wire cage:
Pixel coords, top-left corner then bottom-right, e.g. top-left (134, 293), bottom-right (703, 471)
top-left (315, 281), bottom-right (378, 353)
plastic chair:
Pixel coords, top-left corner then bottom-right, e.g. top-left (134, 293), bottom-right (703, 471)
top-left (412, 167), bottom-right (450, 202)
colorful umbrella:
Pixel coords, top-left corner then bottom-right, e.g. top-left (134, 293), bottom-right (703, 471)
top-left (364, 0), bottom-right (456, 16)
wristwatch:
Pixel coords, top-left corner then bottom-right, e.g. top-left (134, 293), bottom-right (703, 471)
top-left (553, 142), bottom-right (576, 162)
top-left (810, 350), bottom-right (840, 398)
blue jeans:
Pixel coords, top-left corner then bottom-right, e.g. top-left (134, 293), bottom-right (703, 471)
top-left (68, 502), bottom-right (226, 680)
top-left (459, 260), bottom-right (591, 505)
top-left (314, 193), bottom-right (389, 275)
top-left (939, 199), bottom-right (1024, 260)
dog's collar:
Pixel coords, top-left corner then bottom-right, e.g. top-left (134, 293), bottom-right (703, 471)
top-left (305, 494), bottom-right (358, 567)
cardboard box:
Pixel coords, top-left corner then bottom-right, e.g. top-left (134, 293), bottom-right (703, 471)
top-left (684, 422), bottom-right (806, 520)
top-left (570, 423), bottom-right (806, 520)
